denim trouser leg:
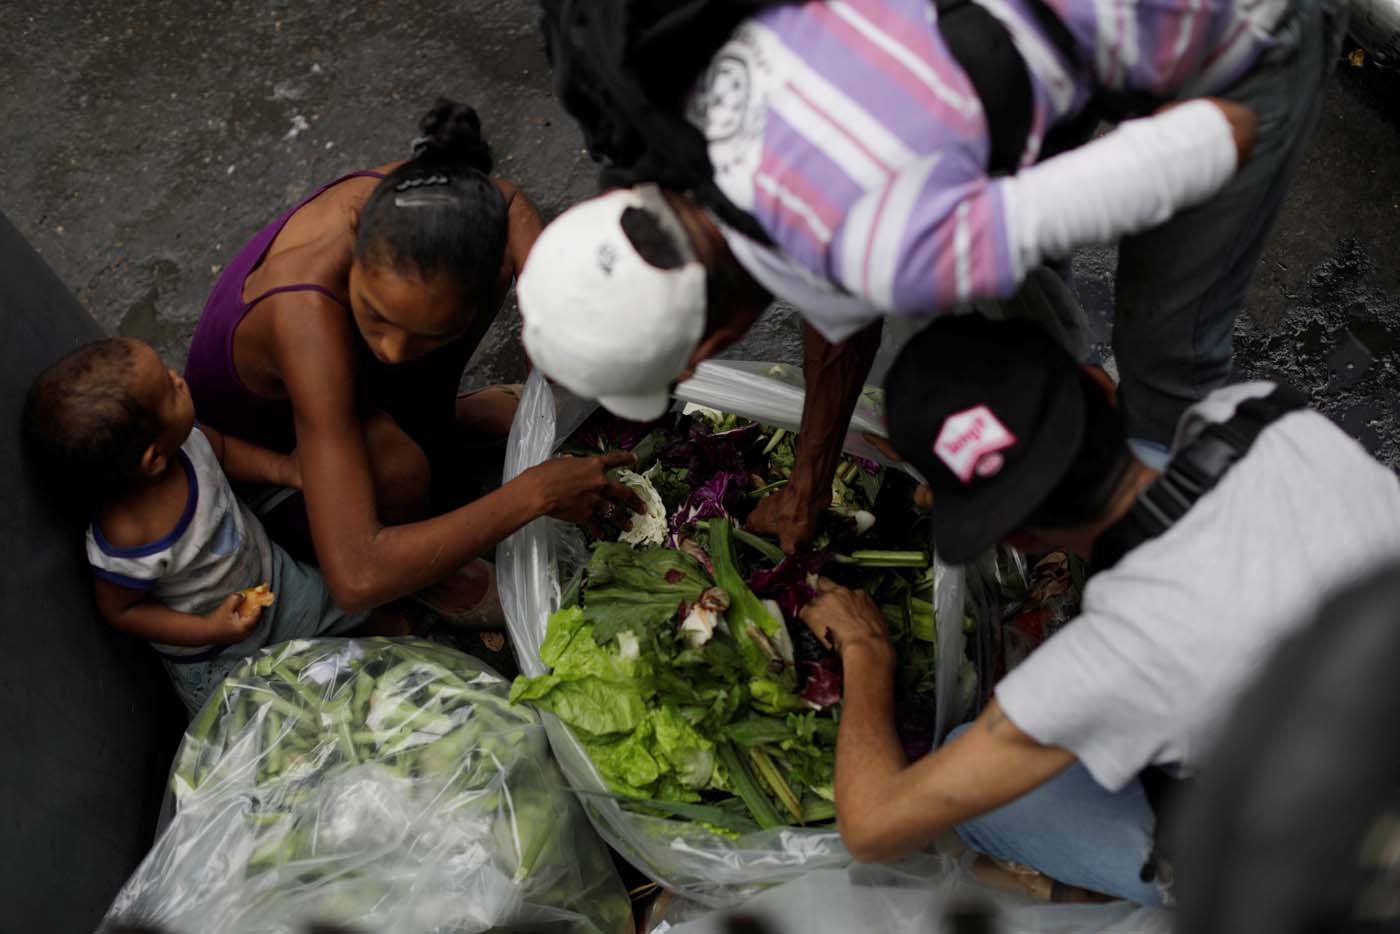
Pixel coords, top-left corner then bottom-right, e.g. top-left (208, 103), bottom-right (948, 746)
top-left (948, 726), bottom-right (1164, 905)
top-left (1113, 0), bottom-right (1348, 444)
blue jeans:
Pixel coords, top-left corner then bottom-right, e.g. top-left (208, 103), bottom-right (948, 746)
top-left (162, 543), bottom-right (366, 717)
top-left (1113, 0), bottom-right (1346, 444)
top-left (948, 724), bottom-right (1164, 906)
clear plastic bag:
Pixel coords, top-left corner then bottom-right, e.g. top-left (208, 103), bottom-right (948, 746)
top-left (498, 362), bottom-right (975, 905)
top-left (101, 638), bottom-right (632, 934)
top-left (646, 849), bottom-right (1173, 934)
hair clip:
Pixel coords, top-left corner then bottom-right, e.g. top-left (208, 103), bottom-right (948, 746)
top-left (393, 173), bottom-right (451, 193)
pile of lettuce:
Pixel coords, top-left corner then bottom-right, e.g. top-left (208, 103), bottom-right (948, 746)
top-left (510, 407), bottom-right (966, 830)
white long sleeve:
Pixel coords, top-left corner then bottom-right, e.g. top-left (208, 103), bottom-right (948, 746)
top-left (1001, 100), bottom-right (1240, 276)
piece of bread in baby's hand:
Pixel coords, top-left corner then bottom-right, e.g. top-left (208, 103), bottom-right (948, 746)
top-left (237, 583), bottom-right (276, 615)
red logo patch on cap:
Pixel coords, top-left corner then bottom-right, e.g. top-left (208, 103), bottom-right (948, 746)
top-left (933, 405), bottom-right (1017, 484)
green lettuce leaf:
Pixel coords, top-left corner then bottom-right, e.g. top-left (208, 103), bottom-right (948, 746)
top-left (511, 607), bottom-right (651, 736)
top-left (582, 723), bottom-right (662, 791)
top-left (651, 702), bottom-right (716, 788)
top-left (512, 676), bottom-right (648, 737)
top-left (584, 543), bottom-right (712, 645)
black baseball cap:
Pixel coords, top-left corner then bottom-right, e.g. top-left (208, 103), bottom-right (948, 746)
top-left (884, 313), bottom-right (1094, 563)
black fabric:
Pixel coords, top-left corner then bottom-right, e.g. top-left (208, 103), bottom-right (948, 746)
top-left (539, 0), bottom-right (791, 243)
top-left (1022, 371), bottom-right (1134, 528)
top-left (0, 211), bottom-right (185, 929)
top-left (1020, 0), bottom-right (1159, 123)
top-left (1084, 384), bottom-right (1308, 886)
top-left (885, 313), bottom-right (1089, 563)
top-left (933, 0), bottom-right (1034, 175)
top-left (1092, 386), bottom-right (1309, 574)
top-left (1174, 562), bottom-right (1400, 933)
top-left (936, 0), bottom-right (1157, 172)
top-left (1138, 766), bottom-right (1196, 885)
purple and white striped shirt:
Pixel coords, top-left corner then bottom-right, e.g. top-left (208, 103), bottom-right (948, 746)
top-left (686, 0), bottom-right (1287, 341)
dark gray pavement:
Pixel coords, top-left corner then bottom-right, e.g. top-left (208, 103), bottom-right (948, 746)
top-left (3, 2), bottom-right (1399, 461)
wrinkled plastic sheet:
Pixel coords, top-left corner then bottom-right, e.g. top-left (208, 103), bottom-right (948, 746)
top-left (648, 850), bottom-right (1173, 934)
top-left (499, 361), bottom-right (980, 905)
top-left (101, 638), bottom-right (632, 934)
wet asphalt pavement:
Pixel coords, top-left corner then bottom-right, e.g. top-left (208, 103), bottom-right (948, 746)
top-left (3, 2), bottom-right (1399, 464)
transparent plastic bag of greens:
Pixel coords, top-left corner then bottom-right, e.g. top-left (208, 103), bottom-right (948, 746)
top-left (100, 638), bottom-right (632, 934)
top-left (645, 850), bottom-right (1173, 934)
top-left (499, 361), bottom-right (980, 905)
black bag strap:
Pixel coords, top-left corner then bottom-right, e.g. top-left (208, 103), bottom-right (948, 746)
top-left (932, 0), bottom-right (1034, 176)
top-left (934, 0), bottom-right (1159, 173)
top-left (1092, 385), bottom-right (1309, 575)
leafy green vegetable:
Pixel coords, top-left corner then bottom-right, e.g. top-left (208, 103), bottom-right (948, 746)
top-left (766, 430), bottom-right (797, 478)
top-left (509, 403), bottom-right (1048, 844)
top-left (722, 716), bottom-right (800, 747)
top-left (583, 792), bottom-right (760, 834)
top-left (583, 542), bottom-right (712, 645)
top-left (731, 525), bottom-right (787, 565)
top-left (651, 702), bottom-right (717, 788)
top-left (510, 606), bottom-right (651, 735)
top-left (717, 741), bottom-right (785, 829)
top-left (749, 745), bottom-right (803, 823)
top-left (161, 640), bottom-right (633, 934)
top-left (514, 676), bottom-right (649, 737)
top-left (581, 725), bottom-right (662, 791)
top-left (709, 519), bottom-right (797, 693)
top-left (648, 464), bottom-right (694, 514)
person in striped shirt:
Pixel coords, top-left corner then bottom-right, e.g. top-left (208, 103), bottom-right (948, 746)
top-left (518, 0), bottom-right (1344, 553)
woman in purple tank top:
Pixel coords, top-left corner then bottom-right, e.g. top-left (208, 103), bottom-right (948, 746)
top-left (185, 100), bottom-right (642, 618)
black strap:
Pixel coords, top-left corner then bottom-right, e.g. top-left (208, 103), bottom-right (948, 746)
top-left (932, 0), bottom-right (1033, 176)
top-left (1092, 385), bottom-right (1309, 575)
top-left (934, 0), bottom-right (1159, 174)
top-left (1138, 766), bottom-right (1193, 885)
top-left (1018, 0), bottom-right (1159, 122)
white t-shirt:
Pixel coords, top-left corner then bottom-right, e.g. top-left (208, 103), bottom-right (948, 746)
top-left (996, 383), bottom-right (1400, 791)
top-left (86, 427), bottom-right (275, 657)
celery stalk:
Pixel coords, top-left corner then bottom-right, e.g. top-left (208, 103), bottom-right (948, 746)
top-left (710, 519), bottom-right (797, 691)
top-left (832, 550), bottom-right (929, 568)
top-left (749, 745), bottom-right (803, 824)
top-left (732, 526), bottom-right (787, 565)
top-left (718, 741), bottom-right (784, 829)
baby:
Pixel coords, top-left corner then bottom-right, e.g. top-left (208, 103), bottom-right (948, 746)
top-left (24, 337), bottom-right (366, 714)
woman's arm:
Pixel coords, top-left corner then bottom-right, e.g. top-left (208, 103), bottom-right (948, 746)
top-left (93, 578), bottom-right (261, 645)
top-left (200, 425), bottom-right (300, 489)
top-left (274, 298), bottom-right (640, 613)
top-left (494, 178), bottom-right (545, 279)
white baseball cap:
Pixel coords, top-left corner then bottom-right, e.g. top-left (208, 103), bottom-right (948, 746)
top-left (517, 185), bottom-right (707, 422)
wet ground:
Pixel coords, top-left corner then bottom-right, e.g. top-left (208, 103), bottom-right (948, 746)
top-left (3, 2), bottom-right (1399, 464)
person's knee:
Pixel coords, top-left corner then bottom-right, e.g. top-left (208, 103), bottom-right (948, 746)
top-left (364, 413), bottom-right (431, 522)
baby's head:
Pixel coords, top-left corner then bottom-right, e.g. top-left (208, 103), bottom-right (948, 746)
top-left (24, 337), bottom-right (197, 507)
